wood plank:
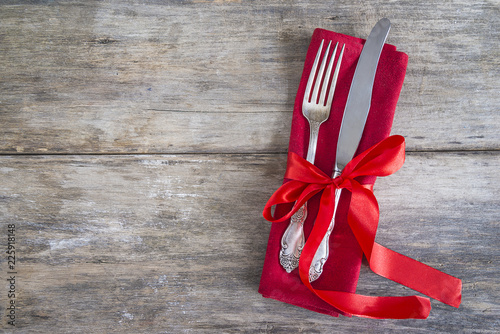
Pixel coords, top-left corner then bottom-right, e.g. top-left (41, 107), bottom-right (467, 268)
top-left (0, 152), bottom-right (497, 332)
top-left (0, 1), bottom-right (498, 154)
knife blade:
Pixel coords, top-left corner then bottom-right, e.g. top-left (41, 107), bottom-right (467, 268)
top-left (336, 18), bottom-right (391, 172)
top-left (309, 18), bottom-right (391, 282)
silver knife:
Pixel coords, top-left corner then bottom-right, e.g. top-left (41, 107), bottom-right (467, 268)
top-left (309, 18), bottom-right (391, 282)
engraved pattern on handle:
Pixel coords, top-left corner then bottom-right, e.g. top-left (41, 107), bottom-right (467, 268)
top-left (279, 204), bottom-right (306, 273)
top-left (309, 170), bottom-right (342, 282)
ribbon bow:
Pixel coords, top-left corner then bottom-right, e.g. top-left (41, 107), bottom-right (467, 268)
top-left (263, 135), bottom-right (462, 319)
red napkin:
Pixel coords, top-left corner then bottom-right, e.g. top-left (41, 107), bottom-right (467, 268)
top-left (259, 28), bottom-right (408, 317)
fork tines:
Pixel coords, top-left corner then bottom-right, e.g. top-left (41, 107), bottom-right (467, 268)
top-left (305, 40), bottom-right (345, 107)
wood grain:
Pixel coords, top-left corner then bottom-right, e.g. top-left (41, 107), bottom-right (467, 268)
top-left (0, 152), bottom-right (498, 332)
top-left (0, 0), bottom-right (498, 332)
top-left (0, 0), bottom-right (498, 154)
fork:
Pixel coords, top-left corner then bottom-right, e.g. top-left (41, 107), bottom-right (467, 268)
top-left (279, 40), bottom-right (345, 273)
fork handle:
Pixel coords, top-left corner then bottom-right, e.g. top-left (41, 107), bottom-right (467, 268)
top-left (279, 120), bottom-right (321, 272)
top-left (305, 121), bottom-right (321, 163)
top-left (279, 204), bottom-right (306, 273)
top-left (309, 174), bottom-right (342, 282)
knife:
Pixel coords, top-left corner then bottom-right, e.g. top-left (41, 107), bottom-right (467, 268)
top-left (309, 18), bottom-right (391, 282)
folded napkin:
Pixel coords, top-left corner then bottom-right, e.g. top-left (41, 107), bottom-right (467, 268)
top-left (259, 28), bottom-right (409, 317)
top-left (260, 27), bottom-right (462, 319)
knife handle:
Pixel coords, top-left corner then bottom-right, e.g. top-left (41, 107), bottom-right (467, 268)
top-left (279, 204), bottom-right (307, 273)
top-left (309, 187), bottom-right (342, 282)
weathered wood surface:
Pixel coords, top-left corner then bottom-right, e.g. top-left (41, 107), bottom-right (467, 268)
top-left (0, 0), bottom-right (498, 333)
top-left (0, 1), bottom-right (498, 154)
top-left (0, 152), bottom-right (498, 333)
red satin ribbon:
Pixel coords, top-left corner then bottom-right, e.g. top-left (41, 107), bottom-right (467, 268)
top-left (263, 135), bottom-right (462, 319)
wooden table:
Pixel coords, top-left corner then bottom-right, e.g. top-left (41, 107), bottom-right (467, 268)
top-left (1, 1), bottom-right (498, 332)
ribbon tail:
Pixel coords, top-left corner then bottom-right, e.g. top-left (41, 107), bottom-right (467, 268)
top-left (298, 184), bottom-right (431, 319)
top-left (348, 181), bottom-right (462, 309)
top-left (298, 185), bottom-right (336, 271)
top-left (370, 242), bottom-right (462, 308)
top-left (304, 289), bottom-right (431, 319)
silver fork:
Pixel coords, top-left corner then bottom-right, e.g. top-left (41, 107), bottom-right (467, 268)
top-left (280, 40), bottom-right (345, 273)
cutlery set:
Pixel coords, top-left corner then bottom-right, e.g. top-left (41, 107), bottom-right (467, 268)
top-left (279, 18), bottom-right (392, 281)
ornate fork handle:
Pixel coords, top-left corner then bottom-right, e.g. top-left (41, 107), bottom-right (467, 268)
top-left (279, 119), bottom-right (320, 272)
top-left (279, 204), bottom-right (306, 273)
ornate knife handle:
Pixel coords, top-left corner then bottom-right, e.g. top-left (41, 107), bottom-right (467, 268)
top-left (279, 204), bottom-right (307, 273)
top-left (309, 172), bottom-right (342, 282)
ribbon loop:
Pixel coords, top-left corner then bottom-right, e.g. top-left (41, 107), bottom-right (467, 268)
top-left (262, 135), bottom-right (462, 319)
